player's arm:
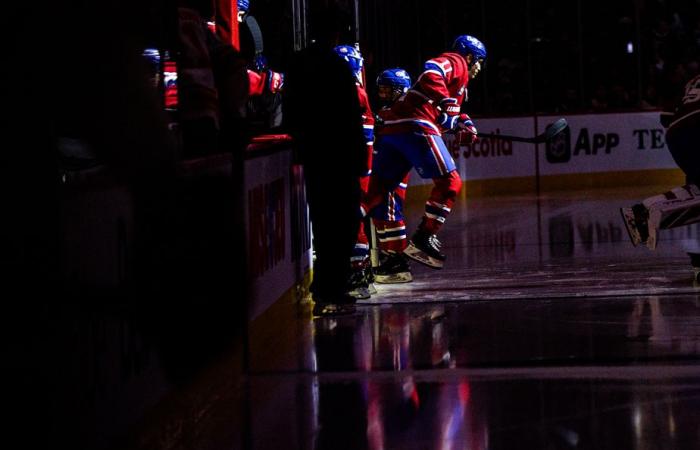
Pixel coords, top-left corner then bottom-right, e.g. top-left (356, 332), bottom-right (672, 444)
top-left (417, 57), bottom-right (453, 100)
top-left (357, 86), bottom-right (375, 144)
top-left (416, 57), bottom-right (463, 130)
top-left (247, 69), bottom-right (284, 96)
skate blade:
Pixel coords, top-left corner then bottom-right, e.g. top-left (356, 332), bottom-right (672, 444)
top-left (375, 272), bottom-right (413, 283)
top-left (313, 302), bottom-right (356, 317)
top-left (347, 286), bottom-right (371, 299)
top-left (619, 207), bottom-right (641, 247)
top-left (403, 245), bottom-right (444, 269)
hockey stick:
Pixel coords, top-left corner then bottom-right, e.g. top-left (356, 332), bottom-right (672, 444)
top-left (476, 118), bottom-right (568, 144)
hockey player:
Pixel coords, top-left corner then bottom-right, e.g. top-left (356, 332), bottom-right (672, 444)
top-left (621, 74), bottom-right (700, 254)
top-left (237, 0), bottom-right (285, 99)
top-left (371, 68), bottom-right (415, 283)
top-left (362, 35), bottom-right (486, 269)
top-left (334, 44), bottom-right (376, 299)
top-left (236, 0), bottom-right (249, 23)
top-left (285, 7), bottom-right (365, 316)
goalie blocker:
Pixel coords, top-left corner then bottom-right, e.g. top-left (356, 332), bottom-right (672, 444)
top-left (621, 184), bottom-right (700, 250)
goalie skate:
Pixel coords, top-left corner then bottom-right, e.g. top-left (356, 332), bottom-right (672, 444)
top-left (620, 207), bottom-right (642, 247)
top-left (620, 204), bottom-right (651, 248)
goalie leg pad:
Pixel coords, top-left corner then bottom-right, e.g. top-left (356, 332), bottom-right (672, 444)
top-left (640, 184), bottom-right (700, 249)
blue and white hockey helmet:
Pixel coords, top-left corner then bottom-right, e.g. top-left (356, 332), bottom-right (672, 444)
top-left (334, 45), bottom-right (364, 84)
top-left (376, 68), bottom-right (411, 101)
top-left (142, 48), bottom-right (160, 67)
top-left (236, 0), bottom-right (249, 22)
top-left (452, 35), bottom-right (487, 64)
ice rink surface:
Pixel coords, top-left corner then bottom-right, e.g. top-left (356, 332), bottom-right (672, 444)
top-left (246, 186), bottom-right (700, 450)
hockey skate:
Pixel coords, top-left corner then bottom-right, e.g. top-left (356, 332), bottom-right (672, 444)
top-left (364, 265), bottom-right (378, 294)
top-left (346, 268), bottom-right (371, 300)
top-left (312, 292), bottom-right (357, 317)
top-left (374, 252), bottom-right (413, 283)
top-left (404, 230), bottom-right (445, 269)
top-left (312, 301), bottom-right (356, 317)
top-left (620, 204), bottom-right (650, 247)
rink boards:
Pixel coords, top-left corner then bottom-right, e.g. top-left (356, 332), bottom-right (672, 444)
top-left (418, 111), bottom-right (685, 195)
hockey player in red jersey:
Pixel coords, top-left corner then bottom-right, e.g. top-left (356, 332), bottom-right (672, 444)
top-left (363, 35), bottom-right (486, 269)
top-left (335, 44), bottom-right (376, 299)
top-left (371, 68), bottom-right (414, 283)
top-left (621, 74), bottom-right (700, 277)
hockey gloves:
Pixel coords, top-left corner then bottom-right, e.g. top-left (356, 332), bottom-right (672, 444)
top-left (457, 114), bottom-right (478, 144)
top-left (436, 97), bottom-right (461, 130)
top-left (436, 98), bottom-right (478, 143)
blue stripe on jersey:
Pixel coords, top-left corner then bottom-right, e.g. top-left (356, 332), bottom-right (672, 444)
top-left (352, 243), bottom-right (369, 260)
top-left (424, 60), bottom-right (446, 78)
top-left (382, 228), bottom-right (406, 239)
top-left (363, 125), bottom-right (374, 142)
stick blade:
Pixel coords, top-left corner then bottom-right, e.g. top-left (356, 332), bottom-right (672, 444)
top-left (540, 118), bottom-right (568, 142)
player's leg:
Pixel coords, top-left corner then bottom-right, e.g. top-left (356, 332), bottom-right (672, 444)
top-left (304, 156), bottom-right (361, 315)
top-left (362, 134), bottom-right (411, 213)
top-left (622, 184), bottom-right (700, 250)
top-left (347, 219), bottom-right (371, 299)
top-left (366, 136), bottom-right (415, 280)
top-left (621, 126), bottom-right (700, 250)
top-left (371, 174), bottom-right (413, 283)
top-left (646, 184), bottom-right (700, 249)
top-left (652, 125), bottom-right (700, 248)
top-left (398, 133), bottom-right (461, 268)
top-left (346, 173), bottom-right (373, 299)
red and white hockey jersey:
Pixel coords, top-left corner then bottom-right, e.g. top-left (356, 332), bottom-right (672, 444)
top-left (380, 52), bottom-right (470, 136)
top-left (357, 83), bottom-right (375, 179)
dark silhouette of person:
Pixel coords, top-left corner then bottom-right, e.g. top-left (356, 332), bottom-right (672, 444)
top-left (283, 4), bottom-right (366, 315)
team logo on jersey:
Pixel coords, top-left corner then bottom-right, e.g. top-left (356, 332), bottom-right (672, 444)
top-left (546, 124), bottom-right (571, 163)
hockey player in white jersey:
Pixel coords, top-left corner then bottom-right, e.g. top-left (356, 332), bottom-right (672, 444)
top-left (621, 74), bottom-right (700, 260)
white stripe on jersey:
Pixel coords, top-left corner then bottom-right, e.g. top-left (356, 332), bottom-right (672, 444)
top-left (424, 212), bottom-right (447, 222)
top-left (425, 59), bottom-right (452, 74)
top-left (422, 69), bottom-right (445, 78)
top-left (383, 118), bottom-right (441, 135)
top-left (379, 235), bottom-right (406, 242)
top-left (427, 200), bottom-right (451, 212)
top-left (427, 135), bottom-right (449, 174)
